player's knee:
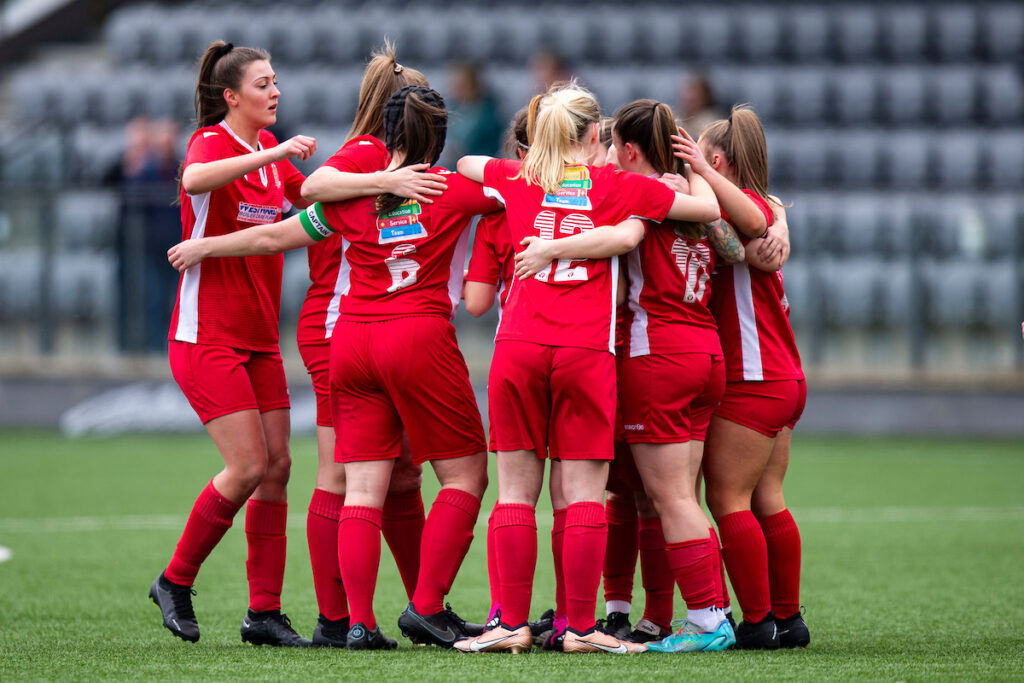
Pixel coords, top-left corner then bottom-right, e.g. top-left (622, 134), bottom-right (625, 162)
top-left (388, 462), bottom-right (423, 494)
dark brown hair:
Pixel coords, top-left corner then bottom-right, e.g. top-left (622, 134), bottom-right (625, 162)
top-left (376, 86), bottom-right (448, 215)
top-left (349, 40), bottom-right (428, 141)
top-left (503, 107), bottom-right (530, 158)
top-left (193, 41), bottom-right (270, 129)
top-left (614, 99), bottom-right (702, 239)
top-left (698, 105), bottom-right (775, 206)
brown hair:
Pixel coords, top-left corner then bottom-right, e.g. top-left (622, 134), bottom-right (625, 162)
top-left (349, 39), bottom-right (428, 141)
top-left (614, 99), bottom-right (702, 239)
top-left (376, 86), bottom-right (448, 215)
top-left (517, 80), bottom-right (601, 194)
top-left (193, 41), bottom-right (270, 129)
top-left (698, 105), bottom-right (775, 206)
top-left (612, 99), bottom-right (681, 176)
top-left (503, 107), bottom-right (530, 158)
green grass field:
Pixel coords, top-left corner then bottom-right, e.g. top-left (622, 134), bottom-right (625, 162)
top-left (1, 431), bottom-right (1023, 680)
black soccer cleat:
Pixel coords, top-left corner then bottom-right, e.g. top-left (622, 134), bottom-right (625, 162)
top-left (346, 622), bottom-right (398, 650)
top-left (149, 572), bottom-right (200, 643)
top-left (776, 610), bottom-right (810, 649)
top-left (529, 608), bottom-right (556, 638)
top-left (625, 617), bottom-right (671, 643)
top-left (240, 609), bottom-right (312, 647)
top-left (734, 612), bottom-right (780, 650)
top-left (601, 611), bottom-right (632, 640)
top-left (311, 614), bottom-right (350, 648)
top-left (397, 602), bottom-right (481, 647)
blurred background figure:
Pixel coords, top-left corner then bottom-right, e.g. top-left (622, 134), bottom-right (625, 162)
top-left (676, 73), bottom-right (725, 139)
top-left (442, 61), bottom-right (503, 166)
top-left (530, 47), bottom-right (573, 92)
top-left (104, 116), bottom-right (182, 353)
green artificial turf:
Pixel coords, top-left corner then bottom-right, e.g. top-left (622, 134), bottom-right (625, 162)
top-left (1, 432), bottom-right (1023, 680)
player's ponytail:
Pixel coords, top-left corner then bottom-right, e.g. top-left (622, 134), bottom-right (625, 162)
top-left (193, 41), bottom-right (269, 129)
top-left (376, 86), bottom-right (448, 215)
top-left (517, 81), bottom-right (601, 194)
top-left (349, 39), bottom-right (428, 141)
top-left (699, 105), bottom-right (775, 206)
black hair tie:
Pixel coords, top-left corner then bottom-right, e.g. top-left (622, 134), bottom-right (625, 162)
top-left (217, 42), bottom-right (234, 58)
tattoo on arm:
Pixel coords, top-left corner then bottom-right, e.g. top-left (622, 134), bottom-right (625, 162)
top-left (705, 218), bottom-right (745, 263)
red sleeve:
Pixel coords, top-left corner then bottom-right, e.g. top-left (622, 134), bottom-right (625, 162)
top-left (324, 136), bottom-right (390, 174)
top-left (616, 170), bottom-right (676, 222)
top-left (482, 158), bottom-right (518, 198)
top-left (437, 169), bottom-right (502, 216)
top-left (280, 159), bottom-right (306, 206)
top-left (184, 128), bottom-right (232, 167)
top-left (719, 189), bottom-right (774, 228)
top-left (466, 213), bottom-right (502, 285)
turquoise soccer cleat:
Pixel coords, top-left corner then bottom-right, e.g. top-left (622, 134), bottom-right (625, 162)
top-left (646, 618), bottom-right (734, 653)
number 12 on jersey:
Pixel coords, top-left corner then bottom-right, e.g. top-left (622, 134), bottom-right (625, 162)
top-left (532, 210), bottom-right (596, 285)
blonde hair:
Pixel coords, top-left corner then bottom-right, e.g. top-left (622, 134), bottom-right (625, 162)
top-left (348, 39), bottom-right (428, 141)
top-left (516, 80), bottom-right (601, 194)
top-left (699, 104), bottom-right (776, 207)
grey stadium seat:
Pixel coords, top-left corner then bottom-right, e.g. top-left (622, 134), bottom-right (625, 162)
top-left (979, 3), bottom-right (1024, 61)
top-left (878, 68), bottom-right (928, 125)
top-left (52, 250), bottom-right (117, 322)
top-left (830, 131), bottom-right (883, 189)
top-left (0, 248), bottom-right (43, 320)
top-left (832, 68), bottom-right (879, 126)
top-left (985, 132), bottom-right (1024, 191)
top-left (779, 258), bottom-right (811, 327)
top-left (56, 191), bottom-right (121, 251)
top-left (780, 68), bottom-right (828, 126)
top-left (979, 260), bottom-right (1020, 330)
top-left (881, 6), bottom-right (929, 62)
top-left (931, 67), bottom-right (979, 125)
top-left (733, 7), bottom-right (783, 64)
top-left (781, 6), bottom-right (829, 64)
top-left (832, 5), bottom-right (879, 63)
top-left (932, 132), bottom-right (982, 190)
top-left (932, 5), bottom-right (980, 62)
top-left (883, 131), bottom-right (930, 190)
top-left (978, 67), bottom-right (1024, 125)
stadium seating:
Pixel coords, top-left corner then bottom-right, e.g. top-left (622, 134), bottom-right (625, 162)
top-left (1, 0), bottom-right (1022, 367)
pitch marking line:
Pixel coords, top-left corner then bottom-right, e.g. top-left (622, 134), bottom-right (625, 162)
top-left (0, 506), bottom-right (1023, 534)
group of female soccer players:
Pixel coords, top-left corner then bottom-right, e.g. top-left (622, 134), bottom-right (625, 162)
top-left (151, 38), bottom-right (809, 655)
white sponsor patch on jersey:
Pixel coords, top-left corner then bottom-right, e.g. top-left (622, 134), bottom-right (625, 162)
top-left (236, 202), bottom-right (280, 225)
top-left (203, 131), bottom-right (219, 138)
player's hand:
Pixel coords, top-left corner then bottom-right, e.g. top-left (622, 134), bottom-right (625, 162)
top-left (384, 164), bottom-right (447, 204)
top-left (515, 236), bottom-right (555, 280)
top-left (671, 127), bottom-right (710, 175)
top-left (756, 226), bottom-right (790, 266)
top-left (167, 240), bottom-right (208, 272)
top-left (658, 172), bottom-right (690, 194)
top-left (271, 135), bottom-right (317, 162)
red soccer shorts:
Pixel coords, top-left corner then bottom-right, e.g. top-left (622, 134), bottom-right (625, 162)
top-left (298, 339), bottom-right (332, 428)
top-left (329, 316), bottom-right (485, 465)
top-left (168, 341), bottom-right (290, 424)
top-left (714, 379), bottom-right (807, 438)
top-left (488, 340), bottom-right (615, 461)
top-left (619, 352), bottom-right (725, 444)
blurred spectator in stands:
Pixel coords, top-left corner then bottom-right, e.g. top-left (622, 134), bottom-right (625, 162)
top-left (104, 116), bottom-right (182, 353)
top-left (676, 72), bottom-right (726, 138)
top-left (443, 61), bottom-right (503, 166)
top-left (530, 47), bottom-right (573, 92)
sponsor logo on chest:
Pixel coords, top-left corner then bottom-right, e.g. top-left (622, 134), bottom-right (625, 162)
top-left (237, 202), bottom-right (280, 225)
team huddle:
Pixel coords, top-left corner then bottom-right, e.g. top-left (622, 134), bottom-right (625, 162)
top-left (152, 39), bottom-right (808, 655)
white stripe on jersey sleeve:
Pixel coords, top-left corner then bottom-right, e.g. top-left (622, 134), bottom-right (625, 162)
top-left (625, 249), bottom-right (650, 358)
top-left (482, 187), bottom-right (506, 205)
top-left (447, 225), bottom-right (473, 320)
top-left (734, 263), bottom-right (764, 381)
top-left (324, 237), bottom-right (351, 339)
top-left (173, 192), bottom-right (211, 344)
top-left (608, 254), bottom-right (620, 354)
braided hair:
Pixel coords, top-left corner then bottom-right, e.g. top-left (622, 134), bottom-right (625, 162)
top-left (376, 86), bottom-right (448, 215)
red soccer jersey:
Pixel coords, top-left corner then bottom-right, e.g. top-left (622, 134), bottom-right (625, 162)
top-left (298, 168), bottom-right (501, 320)
top-left (482, 159), bottom-right (675, 353)
top-left (710, 194), bottom-right (803, 382)
top-left (170, 121), bottom-right (305, 351)
top-left (625, 188), bottom-right (775, 357)
top-left (465, 211), bottom-right (516, 309)
top-left (297, 135), bottom-right (389, 344)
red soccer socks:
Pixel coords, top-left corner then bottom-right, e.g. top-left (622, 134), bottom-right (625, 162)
top-left (563, 502), bottom-right (607, 632)
top-left (338, 505), bottom-right (383, 630)
top-left (307, 489), bottom-right (348, 620)
top-left (603, 495), bottom-right (639, 606)
top-left (759, 508), bottom-right (802, 619)
top-left (638, 515), bottom-right (674, 630)
top-left (665, 536), bottom-right (717, 611)
top-left (709, 524), bottom-right (731, 609)
top-left (718, 510), bottom-right (771, 623)
top-left (411, 488), bottom-right (481, 615)
top-left (165, 480), bottom-right (242, 586)
top-left (493, 503), bottom-right (538, 626)
top-left (382, 489), bottom-right (425, 600)
top-left (552, 507), bottom-right (567, 617)
top-left (245, 498), bottom-right (288, 612)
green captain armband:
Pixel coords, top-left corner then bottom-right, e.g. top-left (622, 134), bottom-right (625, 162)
top-left (300, 203), bottom-right (335, 242)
